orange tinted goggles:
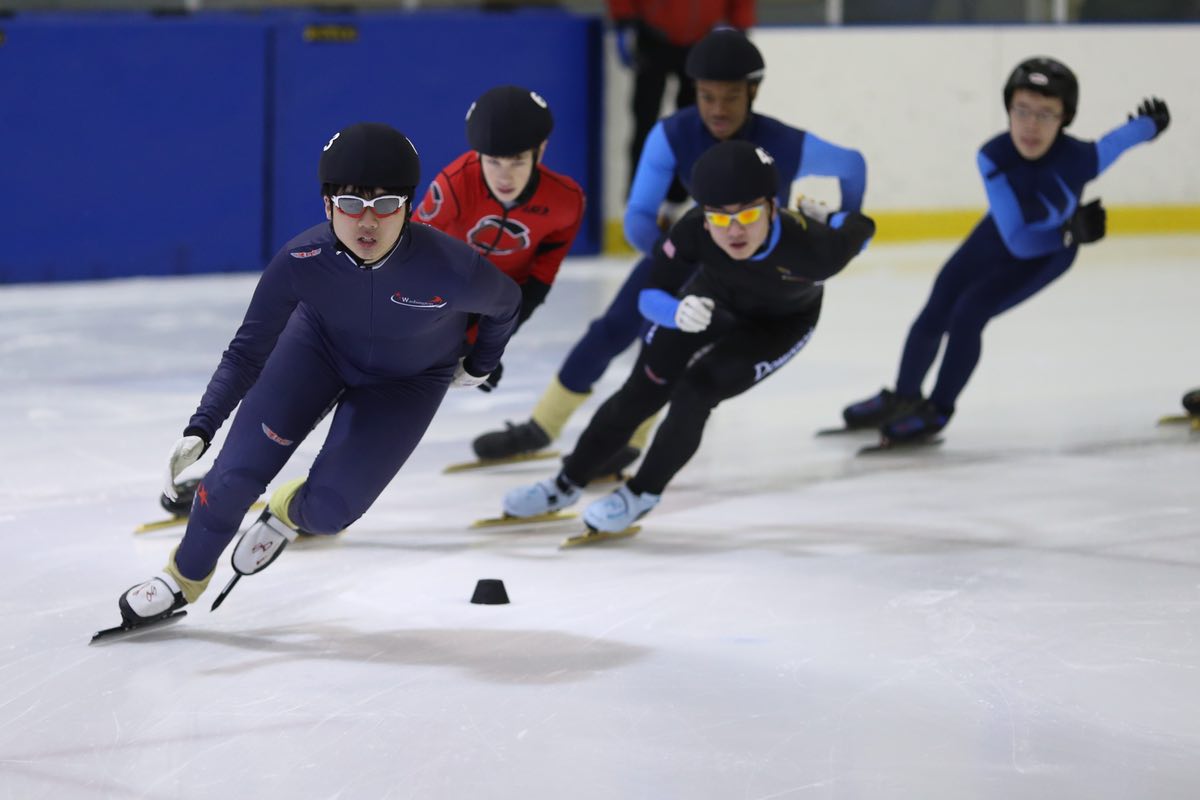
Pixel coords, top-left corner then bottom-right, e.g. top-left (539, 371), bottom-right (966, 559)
top-left (703, 204), bottom-right (765, 228)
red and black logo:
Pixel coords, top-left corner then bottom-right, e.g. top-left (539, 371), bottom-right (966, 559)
top-left (467, 216), bottom-right (532, 256)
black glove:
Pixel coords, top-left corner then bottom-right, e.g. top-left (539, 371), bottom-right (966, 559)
top-left (1129, 96), bottom-right (1169, 139)
top-left (1061, 199), bottom-right (1106, 248)
top-left (476, 360), bottom-right (503, 393)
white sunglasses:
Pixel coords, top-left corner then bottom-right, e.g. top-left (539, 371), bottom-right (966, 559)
top-left (331, 194), bottom-right (408, 218)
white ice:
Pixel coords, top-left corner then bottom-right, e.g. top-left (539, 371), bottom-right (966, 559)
top-left (0, 236), bottom-right (1197, 800)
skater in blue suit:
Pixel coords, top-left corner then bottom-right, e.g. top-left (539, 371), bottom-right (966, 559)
top-left (113, 123), bottom-right (520, 630)
top-left (471, 28), bottom-right (867, 469)
top-left (842, 57), bottom-right (1170, 447)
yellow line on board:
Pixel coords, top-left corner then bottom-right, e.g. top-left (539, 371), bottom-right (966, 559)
top-left (602, 205), bottom-right (1200, 253)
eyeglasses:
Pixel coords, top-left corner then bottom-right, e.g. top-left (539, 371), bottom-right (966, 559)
top-left (331, 194), bottom-right (408, 218)
top-left (1010, 105), bottom-right (1063, 125)
top-left (704, 204), bottom-right (766, 228)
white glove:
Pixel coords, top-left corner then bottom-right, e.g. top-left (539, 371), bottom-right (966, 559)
top-left (674, 295), bottom-right (714, 333)
top-left (797, 194), bottom-right (832, 224)
top-left (451, 358), bottom-right (489, 389)
top-left (163, 435), bottom-right (207, 501)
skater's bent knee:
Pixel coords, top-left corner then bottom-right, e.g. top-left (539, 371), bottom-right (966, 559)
top-left (289, 485), bottom-right (354, 535)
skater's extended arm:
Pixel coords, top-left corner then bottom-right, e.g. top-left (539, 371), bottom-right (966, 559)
top-left (460, 254), bottom-right (521, 376)
top-left (794, 132), bottom-right (867, 214)
top-left (638, 213), bottom-right (705, 327)
top-left (187, 249), bottom-right (300, 439)
top-left (624, 124), bottom-right (679, 254)
top-left (1096, 98), bottom-right (1168, 174)
top-left (793, 210), bottom-right (876, 281)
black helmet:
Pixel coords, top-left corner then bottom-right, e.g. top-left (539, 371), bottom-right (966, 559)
top-left (1004, 57), bottom-right (1078, 127)
top-left (318, 122), bottom-right (421, 192)
top-left (685, 28), bottom-right (765, 83)
top-left (465, 85), bottom-right (554, 156)
top-left (691, 140), bottom-right (779, 207)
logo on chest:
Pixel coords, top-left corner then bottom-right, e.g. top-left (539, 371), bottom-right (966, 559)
top-left (391, 292), bottom-right (447, 309)
top-left (775, 266), bottom-right (812, 284)
top-left (468, 216), bottom-right (532, 256)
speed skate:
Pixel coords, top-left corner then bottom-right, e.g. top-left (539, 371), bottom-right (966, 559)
top-left (443, 450), bottom-right (561, 474)
top-left (560, 525), bottom-right (641, 548)
top-left (1156, 414), bottom-right (1199, 430)
top-left (471, 510), bottom-right (577, 528)
top-left (90, 610), bottom-right (187, 646)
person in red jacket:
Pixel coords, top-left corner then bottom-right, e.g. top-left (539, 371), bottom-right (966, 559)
top-left (607, 1), bottom-right (755, 202)
top-left (414, 85), bottom-right (586, 393)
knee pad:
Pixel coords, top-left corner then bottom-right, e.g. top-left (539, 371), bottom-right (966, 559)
top-left (288, 483), bottom-right (353, 535)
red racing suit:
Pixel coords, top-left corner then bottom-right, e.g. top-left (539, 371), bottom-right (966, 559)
top-left (414, 151), bottom-right (585, 328)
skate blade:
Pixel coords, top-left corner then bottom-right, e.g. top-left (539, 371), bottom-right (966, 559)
top-left (560, 526), bottom-right (641, 548)
top-left (89, 610), bottom-right (187, 646)
top-left (815, 426), bottom-right (876, 437)
top-left (471, 510), bottom-right (577, 529)
top-left (1157, 414), bottom-right (1200, 430)
top-left (858, 436), bottom-right (944, 455)
top-left (134, 501), bottom-right (265, 534)
top-left (444, 450), bottom-right (561, 474)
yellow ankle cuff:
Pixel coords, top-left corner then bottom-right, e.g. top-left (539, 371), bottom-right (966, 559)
top-left (164, 547), bottom-right (214, 604)
top-left (268, 478), bottom-right (306, 530)
top-left (530, 377), bottom-right (591, 441)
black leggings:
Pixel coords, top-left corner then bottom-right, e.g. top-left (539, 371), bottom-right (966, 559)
top-left (564, 308), bottom-right (819, 495)
top-left (630, 27), bottom-right (694, 203)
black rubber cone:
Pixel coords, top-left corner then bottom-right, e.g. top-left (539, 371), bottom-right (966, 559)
top-left (471, 579), bottom-right (510, 605)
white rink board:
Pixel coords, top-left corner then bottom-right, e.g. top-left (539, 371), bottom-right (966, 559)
top-left (603, 24), bottom-right (1200, 217)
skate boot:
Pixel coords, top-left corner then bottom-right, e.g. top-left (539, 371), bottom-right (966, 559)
top-left (502, 474), bottom-right (582, 518)
top-left (160, 476), bottom-right (202, 517)
top-left (881, 399), bottom-right (952, 444)
top-left (231, 509), bottom-right (298, 576)
top-left (592, 445), bottom-right (640, 480)
top-left (118, 573), bottom-right (187, 627)
top-left (1183, 388), bottom-right (1200, 416)
top-left (842, 388), bottom-right (924, 429)
top-left (472, 419), bottom-right (552, 461)
top-left (582, 485), bottom-right (661, 533)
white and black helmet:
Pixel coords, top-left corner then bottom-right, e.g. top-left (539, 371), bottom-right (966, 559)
top-left (319, 122), bottom-right (420, 192)
top-left (465, 85), bottom-right (554, 157)
top-left (691, 141), bottom-right (779, 207)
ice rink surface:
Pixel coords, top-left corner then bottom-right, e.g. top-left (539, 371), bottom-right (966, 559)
top-left (1, 236), bottom-right (1197, 799)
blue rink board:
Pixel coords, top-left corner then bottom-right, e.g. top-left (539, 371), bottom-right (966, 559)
top-left (0, 11), bottom-right (601, 283)
top-left (0, 16), bottom-right (268, 282)
top-left (269, 10), bottom-right (603, 258)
